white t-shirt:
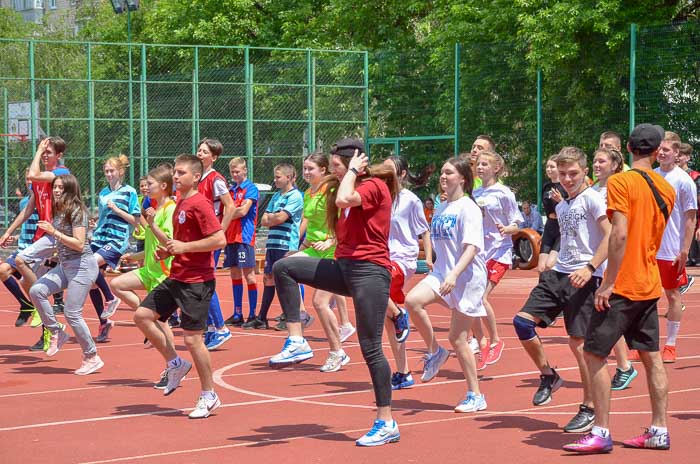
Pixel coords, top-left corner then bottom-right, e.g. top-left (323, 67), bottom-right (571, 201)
top-left (424, 196), bottom-right (487, 317)
top-left (473, 183), bottom-right (523, 264)
top-left (655, 166), bottom-right (698, 260)
top-left (389, 189), bottom-right (430, 273)
top-left (553, 187), bottom-right (608, 277)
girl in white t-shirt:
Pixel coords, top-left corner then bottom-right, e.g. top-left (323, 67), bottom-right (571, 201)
top-left (592, 147), bottom-right (636, 390)
top-left (472, 151), bottom-right (523, 370)
top-left (382, 156), bottom-right (432, 390)
top-left (404, 157), bottom-right (488, 413)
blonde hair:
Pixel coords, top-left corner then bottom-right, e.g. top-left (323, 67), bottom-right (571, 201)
top-left (556, 146), bottom-right (587, 169)
top-left (229, 157), bottom-right (247, 168)
top-left (665, 131), bottom-right (681, 150)
top-left (104, 154), bottom-right (130, 177)
top-left (477, 150), bottom-right (506, 179)
top-left (593, 147), bottom-right (623, 174)
top-left (274, 163), bottom-right (297, 180)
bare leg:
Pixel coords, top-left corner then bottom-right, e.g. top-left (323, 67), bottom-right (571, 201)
top-left (514, 312), bottom-right (554, 375)
top-left (385, 299), bottom-right (409, 373)
top-left (405, 282), bottom-right (440, 353)
top-left (569, 336), bottom-right (593, 407)
top-left (585, 351), bottom-right (611, 429)
top-left (639, 350), bottom-right (668, 427)
top-left (313, 289), bottom-right (342, 352)
top-left (184, 329), bottom-right (214, 391)
top-left (134, 307), bottom-right (178, 362)
top-left (449, 311), bottom-right (480, 394)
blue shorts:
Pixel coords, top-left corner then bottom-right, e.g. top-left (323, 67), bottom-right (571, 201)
top-left (264, 248), bottom-right (289, 275)
top-left (90, 243), bottom-right (123, 269)
top-left (223, 243), bottom-right (256, 269)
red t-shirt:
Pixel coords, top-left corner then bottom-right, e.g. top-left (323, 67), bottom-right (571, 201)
top-left (170, 192), bottom-right (222, 283)
top-left (32, 166), bottom-right (70, 240)
top-left (335, 177), bottom-right (391, 268)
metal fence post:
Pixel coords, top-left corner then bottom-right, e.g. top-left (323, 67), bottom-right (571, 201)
top-left (245, 47), bottom-right (254, 181)
top-left (536, 69), bottom-right (543, 212)
top-left (3, 88), bottom-right (8, 227)
top-left (363, 51), bottom-right (370, 155)
top-left (140, 44), bottom-right (149, 174)
top-left (629, 23), bottom-right (637, 165)
top-left (87, 43), bottom-right (97, 209)
top-left (454, 43), bottom-right (461, 157)
top-left (29, 40), bottom-right (36, 149)
top-left (192, 46), bottom-right (200, 153)
top-left (128, 41), bottom-right (134, 185)
top-left (45, 83), bottom-right (50, 135)
top-left (306, 49), bottom-right (316, 154)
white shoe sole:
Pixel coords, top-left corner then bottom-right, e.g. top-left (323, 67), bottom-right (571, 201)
top-left (269, 351), bottom-right (314, 367)
top-left (75, 359), bottom-right (104, 375)
top-left (320, 354), bottom-right (350, 373)
top-left (188, 397), bottom-right (221, 419)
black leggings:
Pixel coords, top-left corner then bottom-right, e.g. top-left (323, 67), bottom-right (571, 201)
top-left (273, 256), bottom-right (392, 407)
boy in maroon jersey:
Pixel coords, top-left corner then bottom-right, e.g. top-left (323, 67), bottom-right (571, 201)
top-left (134, 154), bottom-right (226, 419)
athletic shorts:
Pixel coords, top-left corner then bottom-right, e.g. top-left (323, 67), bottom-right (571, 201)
top-left (657, 259), bottom-right (688, 290)
top-left (486, 259), bottom-right (509, 285)
top-left (388, 261), bottom-right (415, 305)
top-left (90, 243), bottom-right (123, 269)
top-left (301, 246), bottom-right (335, 260)
top-left (541, 218), bottom-right (561, 254)
top-left (223, 243), bottom-right (256, 269)
top-left (140, 278), bottom-right (215, 332)
top-left (520, 270), bottom-right (599, 337)
top-left (264, 248), bottom-right (289, 274)
top-left (136, 266), bottom-right (168, 292)
top-left (583, 295), bottom-right (660, 357)
top-left (10, 235), bottom-right (55, 278)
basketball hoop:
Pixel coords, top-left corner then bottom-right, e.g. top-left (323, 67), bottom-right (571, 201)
top-left (0, 133), bottom-right (29, 142)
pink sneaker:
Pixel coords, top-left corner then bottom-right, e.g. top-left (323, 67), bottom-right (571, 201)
top-left (563, 432), bottom-right (613, 454)
top-left (623, 429), bottom-right (670, 450)
top-left (75, 355), bottom-right (104, 375)
top-left (485, 340), bottom-right (505, 365)
top-left (476, 351), bottom-right (487, 371)
top-left (46, 327), bottom-right (70, 357)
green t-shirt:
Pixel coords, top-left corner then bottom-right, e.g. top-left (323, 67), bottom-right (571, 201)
top-left (303, 185), bottom-right (332, 245)
top-left (142, 198), bottom-right (176, 280)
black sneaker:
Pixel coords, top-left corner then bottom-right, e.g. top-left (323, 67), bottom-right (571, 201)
top-left (29, 328), bottom-right (49, 352)
top-left (611, 365), bottom-right (638, 390)
top-left (242, 317), bottom-right (268, 330)
top-left (153, 370), bottom-right (168, 389)
top-left (679, 275), bottom-right (695, 295)
top-left (224, 314), bottom-right (244, 327)
top-left (563, 404), bottom-right (595, 433)
top-left (532, 368), bottom-right (563, 406)
top-left (274, 319), bottom-right (287, 331)
top-left (52, 302), bottom-right (64, 315)
top-left (15, 309), bottom-right (33, 327)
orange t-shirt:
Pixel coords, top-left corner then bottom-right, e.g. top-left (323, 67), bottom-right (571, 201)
top-left (606, 169), bottom-right (676, 301)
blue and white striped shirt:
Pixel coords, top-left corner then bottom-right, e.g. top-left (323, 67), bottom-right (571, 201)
top-left (17, 195), bottom-right (39, 251)
top-left (91, 184), bottom-right (140, 255)
top-left (265, 188), bottom-right (303, 251)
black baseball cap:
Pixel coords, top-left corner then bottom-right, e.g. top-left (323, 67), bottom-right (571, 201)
top-left (330, 137), bottom-right (365, 157)
top-left (629, 123), bottom-right (664, 155)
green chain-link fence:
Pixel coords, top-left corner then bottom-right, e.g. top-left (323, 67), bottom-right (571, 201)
top-left (0, 40), bottom-right (367, 223)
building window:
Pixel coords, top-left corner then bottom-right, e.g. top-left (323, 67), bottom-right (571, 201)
top-left (33, 0), bottom-right (43, 9)
top-left (49, 0), bottom-right (56, 8)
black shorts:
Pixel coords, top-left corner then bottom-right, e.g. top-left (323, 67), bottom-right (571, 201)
top-left (583, 295), bottom-right (660, 357)
top-left (520, 270), bottom-right (599, 338)
top-left (264, 249), bottom-right (289, 274)
top-left (140, 278), bottom-right (215, 332)
top-left (541, 218), bottom-right (561, 254)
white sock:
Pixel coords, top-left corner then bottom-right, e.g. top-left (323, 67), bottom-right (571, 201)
top-left (207, 325), bottom-right (215, 332)
top-left (216, 327), bottom-right (229, 334)
top-left (341, 322), bottom-right (353, 329)
top-left (167, 356), bottom-right (182, 368)
top-left (289, 335), bottom-right (304, 343)
top-left (666, 320), bottom-right (680, 345)
top-left (201, 390), bottom-right (217, 400)
top-left (650, 425), bottom-right (667, 435)
top-left (591, 426), bottom-right (609, 438)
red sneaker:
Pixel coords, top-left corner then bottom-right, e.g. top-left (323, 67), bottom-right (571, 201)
top-left (476, 351), bottom-right (487, 371)
top-left (623, 428), bottom-right (670, 450)
top-left (662, 345), bottom-right (676, 363)
top-left (485, 340), bottom-right (505, 365)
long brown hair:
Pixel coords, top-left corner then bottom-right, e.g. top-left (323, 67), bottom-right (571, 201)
top-left (52, 174), bottom-right (88, 227)
top-left (324, 156), bottom-right (399, 234)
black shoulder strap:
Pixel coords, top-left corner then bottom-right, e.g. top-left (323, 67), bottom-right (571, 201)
top-left (631, 169), bottom-right (670, 222)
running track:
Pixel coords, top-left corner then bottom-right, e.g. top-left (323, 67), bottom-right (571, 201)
top-left (0, 269), bottom-right (698, 463)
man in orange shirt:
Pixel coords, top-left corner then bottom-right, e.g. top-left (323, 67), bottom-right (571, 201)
top-left (564, 123), bottom-right (675, 454)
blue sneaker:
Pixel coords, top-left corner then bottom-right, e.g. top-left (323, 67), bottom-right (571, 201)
top-left (355, 419), bottom-right (400, 447)
top-left (611, 365), bottom-right (638, 391)
top-left (204, 331), bottom-right (214, 346)
top-left (454, 391), bottom-right (487, 413)
top-left (421, 345), bottom-right (449, 382)
top-left (269, 337), bottom-right (313, 367)
top-left (392, 307), bottom-right (410, 343)
top-left (391, 372), bottom-right (415, 390)
top-left (206, 330), bottom-right (232, 351)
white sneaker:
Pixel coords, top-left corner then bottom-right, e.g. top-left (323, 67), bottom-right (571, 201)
top-left (269, 337), bottom-right (313, 366)
top-left (101, 297), bottom-right (122, 319)
top-left (339, 324), bottom-right (356, 343)
top-left (74, 355), bottom-right (104, 375)
top-left (188, 393), bottom-right (221, 419)
top-left (320, 350), bottom-right (350, 373)
top-left (355, 419), bottom-right (400, 446)
top-left (47, 326), bottom-right (70, 357)
top-left (454, 391), bottom-right (487, 413)
top-left (468, 337), bottom-right (480, 354)
top-left (421, 345), bottom-right (449, 382)
top-left (163, 359), bottom-right (192, 396)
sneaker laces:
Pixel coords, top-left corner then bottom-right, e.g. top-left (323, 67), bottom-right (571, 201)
top-left (365, 420), bottom-right (385, 437)
top-left (573, 433), bottom-right (595, 444)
